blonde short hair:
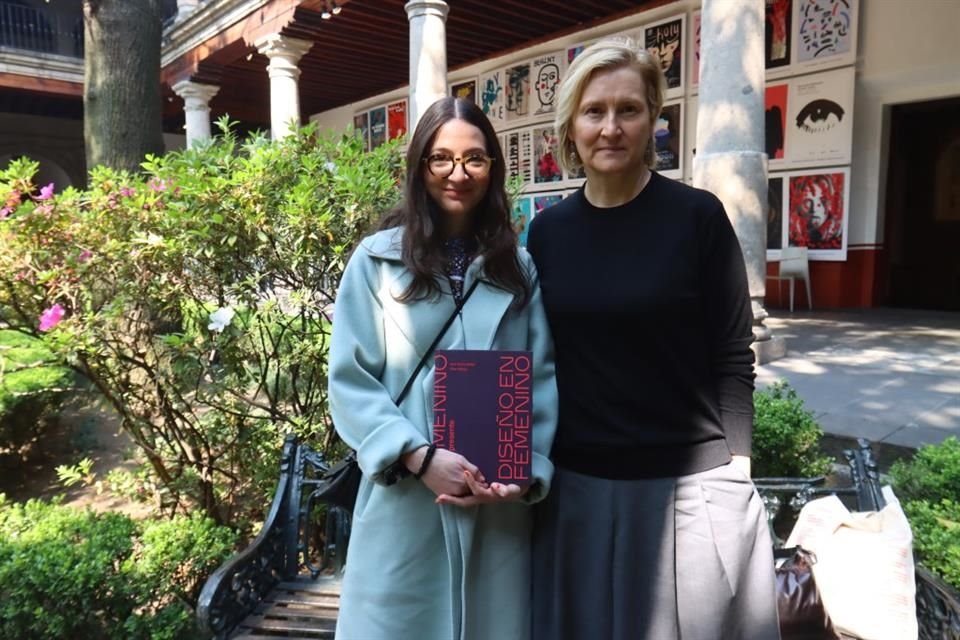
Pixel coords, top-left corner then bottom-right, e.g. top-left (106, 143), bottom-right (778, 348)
top-left (554, 38), bottom-right (666, 174)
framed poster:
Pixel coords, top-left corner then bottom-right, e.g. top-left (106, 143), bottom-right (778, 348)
top-left (479, 69), bottom-right (505, 123)
top-left (792, 0), bottom-right (858, 74)
top-left (352, 112), bottom-right (370, 152)
top-left (567, 43), bottom-right (587, 66)
top-left (511, 197), bottom-right (533, 246)
top-left (534, 193), bottom-right (563, 217)
top-left (765, 83), bottom-right (789, 167)
top-left (505, 63), bottom-right (531, 122)
top-left (387, 100), bottom-right (407, 140)
top-left (784, 66), bottom-right (854, 167)
top-left (785, 167), bottom-right (850, 260)
top-left (645, 15), bottom-right (685, 98)
top-left (451, 79), bottom-right (477, 104)
top-left (533, 126), bottom-right (562, 184)
top-left (765, 0), bottom-right (792, 72)
top-left (654, 101), bottom-right (683, 180)
top-left (532, 53), bottom-right (562, 116)
top-left (767, 176), bottom-right (785, 255)
top-left (691, 11), bottom-right (701, 89)
top-left (369, 106), bottom-right (387, 149)
top-left (504, 128), bottom-right (533, 184)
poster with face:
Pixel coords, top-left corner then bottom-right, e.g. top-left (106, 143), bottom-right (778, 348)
top-left (387, 100), bottom-right (407, 140)
top-left (645, 16), bottom-right (684, 94)
top-left (532, 54), bottom-right (561, 116)
top-left (691, 11), bottom-right (701, 88)
top-left (505, 129), bottom-right (533, 184)
top-left (369, 106), bottom-right (387, 149)
top-left (511, 197), bottom-right (533, 246)
top-left (533, 126), bottom-right (562, 184)
top-left (767, 176), bottom-right (785, 252)
top-left (353, 112), bottom-right (369, 151)
top-left (479, 70), bottom-right (505, 123)
top-left (654, 102), bottom-right (683, 179)
top-left (787, 169), bottom-right (849, 260)
top-left (505, 63), bottom-right (531, 121)
top-left (794, 0), bottom-right (857, 72)
top-left (451, 79), bottom-right (477, 105)
top-left (765, 83), bottom-right (789, 165)
top-left (766, 0), bottom-right (792, 70)
top-left (784, 66), bottom-right (854, 167)
top-left (534, 193), bottom-right (563, 217)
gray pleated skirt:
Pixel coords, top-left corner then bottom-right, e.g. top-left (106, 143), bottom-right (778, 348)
top-left (532, 462), bottom-right (781, 640)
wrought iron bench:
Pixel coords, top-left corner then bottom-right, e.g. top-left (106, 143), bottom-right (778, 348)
top-left (197, 435), bottom-right (350, 639)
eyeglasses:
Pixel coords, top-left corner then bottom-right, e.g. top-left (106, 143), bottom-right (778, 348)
top-left (424, 153), bottom-right (494, 178)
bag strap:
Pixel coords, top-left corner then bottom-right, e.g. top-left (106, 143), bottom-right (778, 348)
top-left (393, 277), bottom-right (481, 406)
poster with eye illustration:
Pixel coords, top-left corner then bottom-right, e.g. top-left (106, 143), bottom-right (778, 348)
top-left (645, 15), bottom-right (684, 97)
top-left (765, 83), bottom-right (789, 167)
top-left (792, 0), bottom-right (857, 74)
top-left (532, 53), bottom-right (562, 116)
top-left (784, 66), bottom-right (854, 167)
top-left (479, 69), bottom-right (505, 124)
top-left (511, 197), bottom-right (533, 246)
top-left (505, 63), bottom-right (531, 121)
top-left (785, 168), bottom-right (849, 260)
top-left (653, 102), bottom-right (683, 179)
top-left (533, 126), bottom-right (562, 184)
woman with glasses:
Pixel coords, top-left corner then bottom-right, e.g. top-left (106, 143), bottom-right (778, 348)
top-left (328, 96), bottom-right (558, 640)
top-left (526, 40), bottom-right (780, 639)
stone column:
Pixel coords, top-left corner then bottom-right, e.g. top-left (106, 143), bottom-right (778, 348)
top-left (176, 0), bottom-right (200, 21)
top-left (255, 34), bottom-right (314, 139)
top-left (172, 80), bottom-right (219, 147)
top-left (693, 0), bottom-right (784, 363)
top-left (405, 0), bottom-right (449, 130)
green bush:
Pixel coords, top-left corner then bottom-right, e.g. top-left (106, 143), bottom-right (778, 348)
top-left (0, 495), bottom-right (238, 640)
top-left (889, 436), bottom-right (960, 504)
top-left (901, 498), bottom-right (960, 592)
top-left (752, 381), bottom-right (834, 477)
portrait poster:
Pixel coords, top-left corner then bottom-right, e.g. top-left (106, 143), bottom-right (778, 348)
top-left (387, 100), bottom-right (407, 140)
top-left (765, 0), bottom-right (792, 70)
top-left (784, 66), bottom-right (854, 167)
top-left (533, 193), bottom-right (563, 217)
top-left (691, 11), bottom-right (701, 88)
top-left (511, 197), bottom-right (533, 247)
top-left (352, 112), bottom-right (369, 152)
top-left (767, 176), bottom-right (785, 252)
top-left (645, 16), bottom-right (684, 95)
top-left (653, 102), bottom-right (683, 179)
top-left (451, 79), bottom-right (477, 105)
top-left (532, 53), bottom-right (562, 116)
top-left (793, 0), bottom-right (857, 73)
top-left (505, 63), bottom-right (531, 121)
top-left (369, 106), bottom-right (387, 149)
top-left (533, 126), bottom-right (562, 184)
top-left (786, 168), bottom-right (849, 260)
top-left (505, 129), bottom-right (533, 184)
top-left (479, 69), bottom-right (505, 123)
top-left (765, 83), bottom-right (789, 165)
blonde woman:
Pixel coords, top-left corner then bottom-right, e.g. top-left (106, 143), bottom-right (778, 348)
top-left (526, 40), bottom-right (780, 639)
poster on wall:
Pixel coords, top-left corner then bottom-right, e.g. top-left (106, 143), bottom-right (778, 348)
top-left (645, 15), bottom-right (684, 96)
top-left (387, 100), bottom-right (407, 140)
top-left (505, 63), bottom-right (531, 121)
top-left (534, 193), bottom-right (563, 217)
top-left (765, 0), bottom-right (792, 71)
top-left (654, 102), bottom-right (683, 179)
top-left (511, 197), bottom-right (533, 246)
top-left (786, 168), bottom-right (849, 260)
top-left (532, 53), bottom-right (562, 116)
top-left (567, 43), bottom-right (587, 65)
top-left (793, 0), bottom-right (857, 73)
top-left (451, 79), bottom-right (477, 104)
top-left (765, 83), bottom-right (789, 166)
top-left (505, 129), bottom-right (533, 184)
top-left (479, 69), bottom-right (505, 123)
top-left (369, 106), bottom-right (387, 149)
top-left (352, 112), bottom-right (370, 152)
top-left (784, 66), bottom-right (854, 167)
top-left (767, 176), bottom-right (785, 252)
top-left (683, 96), bottom-right (697, 182)
top-left (691, 11), bottom-right (701, 88)
top-left (533, 126), bottom-right (562, 184)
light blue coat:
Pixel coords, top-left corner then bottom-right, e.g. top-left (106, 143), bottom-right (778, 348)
top-left (328, 227), bottom-right (558, 640)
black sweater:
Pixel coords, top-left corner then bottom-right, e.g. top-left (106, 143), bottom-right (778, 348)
top-left (526, 172), bottom-right (755, 479)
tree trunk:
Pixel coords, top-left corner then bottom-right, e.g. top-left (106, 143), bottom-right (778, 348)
top-left (82, 0), bottom-right (164, 174)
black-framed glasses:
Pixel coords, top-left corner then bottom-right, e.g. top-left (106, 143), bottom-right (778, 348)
top-left (423, 153), bottom-right (494, 178)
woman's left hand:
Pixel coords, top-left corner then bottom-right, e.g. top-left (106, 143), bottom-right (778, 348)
top-left (435, 470), bottom-right (529, 507)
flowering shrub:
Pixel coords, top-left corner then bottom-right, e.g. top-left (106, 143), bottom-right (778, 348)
top-left (0, 121), bottom-right (403, 525)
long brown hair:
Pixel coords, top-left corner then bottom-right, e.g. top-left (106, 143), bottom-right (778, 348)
top-left (381, 97), bottom-right (529, 305)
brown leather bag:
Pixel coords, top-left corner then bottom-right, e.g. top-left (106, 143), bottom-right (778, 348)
top-left (775, 546), bottom-right (841, 640)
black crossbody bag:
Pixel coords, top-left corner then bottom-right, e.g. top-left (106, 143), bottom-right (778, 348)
top-left (317, 279), bottom-right (480, 512)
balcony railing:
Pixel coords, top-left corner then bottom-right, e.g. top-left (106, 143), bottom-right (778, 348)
top-left (0, 1), bottom-right (83, 58)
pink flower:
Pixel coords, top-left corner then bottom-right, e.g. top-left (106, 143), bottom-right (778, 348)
top-left (78, 250), bottom-right (93, 263)
top-left (119, 187), bottom-right (135, 198)
top-left (38, 304), bottom-right (65, 332)
top-left (38, 183), bottom-right (55, 200)
top-left (148, 178), bottom-right (168, 193)
top-left (0, 206), bottom-right (11, 219)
